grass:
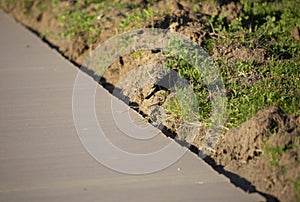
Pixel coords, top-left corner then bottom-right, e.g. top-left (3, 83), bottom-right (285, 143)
top-left (56, 0), bottom-right (157, 43)
top-left (118, 7), bottom-right (154, 31)
top-left (164, 56), bottom-right (211, 125)
top-left (4, 0), bottom-right (299, 132)
top-left (200, 0), bottom-right (300, 128)
top-left (146, 0), bottom-right (300, 142)
top-left (58, 5), bottom-right (100, 44)
top-left (223, 60), bottom-right (299, 127)
top-left (164, 55), bottom-right (299, 130)
top-left (115, 0), bottom-right (300, 131)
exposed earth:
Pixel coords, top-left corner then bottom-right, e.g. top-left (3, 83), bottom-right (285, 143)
top-left (1, 0), bottom-right (299, 201)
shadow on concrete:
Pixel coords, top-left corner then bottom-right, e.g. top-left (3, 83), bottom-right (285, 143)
top-left (191, 146), bottom-right (279, 202)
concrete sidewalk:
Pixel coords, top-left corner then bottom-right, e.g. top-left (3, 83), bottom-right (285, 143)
top-left (0, 11), bottom-right (265, 202)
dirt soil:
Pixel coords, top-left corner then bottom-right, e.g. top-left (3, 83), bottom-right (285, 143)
top-left (213, 107), bottom-right (300, 202)
top-left (1, 1), bottom-right (299, 201)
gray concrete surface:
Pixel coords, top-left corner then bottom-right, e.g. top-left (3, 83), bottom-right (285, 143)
top-left (0, 11), bottom-right (265, 202)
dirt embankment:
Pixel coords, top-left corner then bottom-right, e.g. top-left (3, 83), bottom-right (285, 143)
top-left (1, 1), bottom-right (299, 201)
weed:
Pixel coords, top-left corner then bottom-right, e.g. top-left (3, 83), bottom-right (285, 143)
top-left (58, 6), bottom-right (100, 43)
top-left (265, 145), bottom-right (285, 168)
top-left (131, 50), bottom-right (144, 61)
top-left (119, 7), bottom-right (154, 29)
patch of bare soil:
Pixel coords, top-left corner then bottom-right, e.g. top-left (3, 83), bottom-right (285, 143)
top-left (2, 1), bottom-right (299, 201)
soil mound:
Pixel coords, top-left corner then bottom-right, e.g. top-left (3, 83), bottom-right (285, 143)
top-left (214, 106), bottom-right (300, 202)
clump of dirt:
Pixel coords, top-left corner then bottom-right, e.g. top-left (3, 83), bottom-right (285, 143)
top-left (291, 27), bottom-right (300, 41)
top-left (102, 50), bottom-right (166, 85)
top-left (213, 106), bottom-right (300, 202)
top-left (212, 39), bottom-right (266, 64)
top-left (197, 0), bottom-right (243, 23)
